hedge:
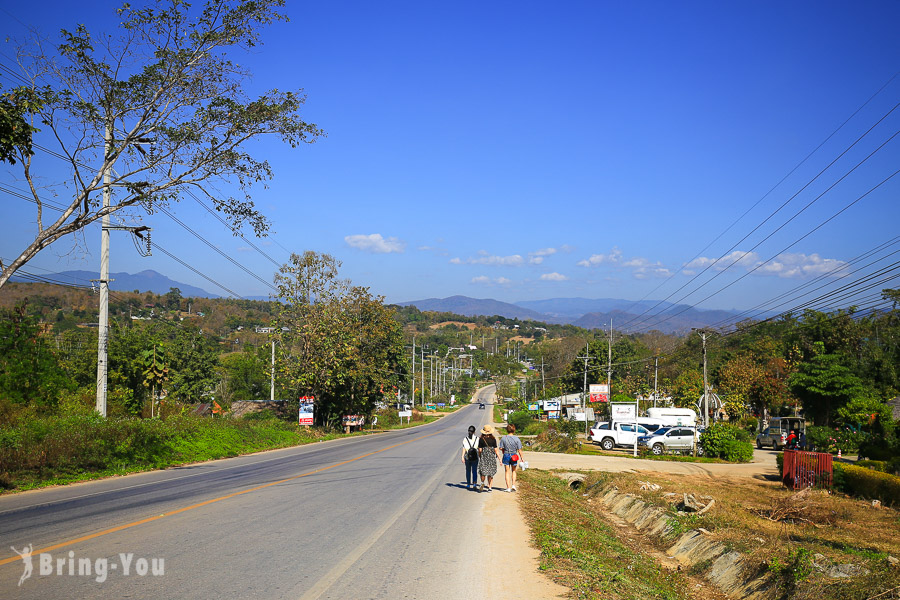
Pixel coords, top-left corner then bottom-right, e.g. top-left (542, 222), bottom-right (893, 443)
top-left (839, 464), bottom-right (900, 506)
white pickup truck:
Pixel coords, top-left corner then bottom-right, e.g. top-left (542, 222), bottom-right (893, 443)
top-left (588, 421), bottom-right (652, 451)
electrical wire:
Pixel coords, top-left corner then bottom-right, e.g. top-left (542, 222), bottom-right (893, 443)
top-left (621, 101), bottom-right (900, 332)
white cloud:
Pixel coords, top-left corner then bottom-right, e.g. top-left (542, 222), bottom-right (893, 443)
top-left (684, 251), bottom-right (848, 279)
top-left (684, 251), bottom-right (759, 271)
top-left (344, 233), bottom-right (406, 254)
top-left (577, 247), bottom-right (623, 267)
top-left (529, 256), bottom-right (544, 265)
top-left (540, 272), bottom-right (568, 281)
top-left (756, 253), bottom-right (849, 278)
top-left (471, 275), bottom-right (513, 286)
top-left (452, 251), bottom-right (524, 266)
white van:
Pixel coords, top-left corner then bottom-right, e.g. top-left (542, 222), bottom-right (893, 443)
top-left (645, 407), bottom-right (696, 427)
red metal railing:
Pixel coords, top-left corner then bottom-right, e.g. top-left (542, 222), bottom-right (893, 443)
top-left (782, 450), bottom-right (833, 490)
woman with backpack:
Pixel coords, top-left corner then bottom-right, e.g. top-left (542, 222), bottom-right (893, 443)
top-left (461, 425), bottom-right (480, 490)
top-left (477, 424), bottom-right (501, 491)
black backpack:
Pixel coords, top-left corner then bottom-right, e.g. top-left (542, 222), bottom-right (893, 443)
top-left (465, 437), bottom-right (478, 461)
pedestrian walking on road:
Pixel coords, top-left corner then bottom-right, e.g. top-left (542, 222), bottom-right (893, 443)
top-left (499, 424), bottom-right (524, 492)
top-left (461, 425), bottom-right (480, 490)
top-left (477, 425), bottom-right (501, 491)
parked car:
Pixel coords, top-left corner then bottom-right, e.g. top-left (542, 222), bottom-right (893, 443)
top-left (638, 427), bottom-right (703, 455)
top-left (756, 417), bottom-right (805, 450)
top-left (588, 421), bottom-right (652, 451)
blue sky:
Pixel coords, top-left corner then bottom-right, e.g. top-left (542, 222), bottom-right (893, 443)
top-left (2, 1), bottom-right (899, 313)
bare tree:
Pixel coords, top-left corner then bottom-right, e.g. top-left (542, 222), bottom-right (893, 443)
top-left (0, 0), bottom-right (323, 288)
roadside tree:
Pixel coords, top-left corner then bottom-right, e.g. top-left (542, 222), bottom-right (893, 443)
top-left (0, 0), bottom-right (323, 288)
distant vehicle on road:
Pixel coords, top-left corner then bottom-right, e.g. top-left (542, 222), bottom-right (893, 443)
top-left (588, 421), bottom-right (652, 451)
top-left (756, 417), bottom-right (805, 450)
top-left (479, 403), bottom-right (485, 410)
top-left (638, 427), bottom-right (703, 455)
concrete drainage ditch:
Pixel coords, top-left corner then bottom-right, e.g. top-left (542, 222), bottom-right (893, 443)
top-left (569, 479), bottom-right (774, 599)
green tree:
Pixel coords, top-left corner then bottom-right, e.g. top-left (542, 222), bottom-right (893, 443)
top-left (0, 303), bottom-right (71, 418)
top-left (165, 287), bottom-right (183, 311)
top-left (788, 343), bottom-right (868, 426)
top-left (273, 251), bottom-right (404, 426)
top-left (0, 0), bottom-right (324, 288)
top-left (166, 324), bottom-right (219, 402)
top-left (220, 350), bottom-right (269, 401)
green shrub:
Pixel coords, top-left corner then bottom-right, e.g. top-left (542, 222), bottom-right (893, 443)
top-left (719, 439), bottom-right (754, 462)
top-left (856, 459), bottom-right (888, 472)
top-left (839, 464), bottom-right (900, 506)
top-left (552, 418), bottom-right (583, 440)
top-left (508, 410), bottom-right (534, 433)
top-left (700, 423), bottom-right (751, 460)
top-left (374, 408), bottom-right (400, 427)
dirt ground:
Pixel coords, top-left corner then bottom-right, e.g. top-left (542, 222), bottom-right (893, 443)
top-left (480, 485), bottom-right (569, 599)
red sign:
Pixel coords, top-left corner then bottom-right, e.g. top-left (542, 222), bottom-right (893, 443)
top-left (298, 396), bottom-right (315, 425)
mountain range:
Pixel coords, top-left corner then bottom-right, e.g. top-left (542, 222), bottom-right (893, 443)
top-left (14, 269), bottom-right (744, 334)
top-left (13, 269), bottom-right (219, 299)
top-left (399, 295), bottom-right (746, 334)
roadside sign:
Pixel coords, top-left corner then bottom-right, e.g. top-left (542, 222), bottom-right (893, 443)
top-left (527, 403), bottom-right (539, 411)
top-left (589, 384), bottom-right (609, 403)
top-left (426, 404), bottom-right (437, 411)
top-left (437, 403), bottom-right (446, 407)
top-left (298, 396), bottom-right (315, 425)
top-left (544, 401), bottom-right (560, 410)
top-left (548, 410), bottom-right (560, 419)
top-left (611, 403), bottom-right (636, 421)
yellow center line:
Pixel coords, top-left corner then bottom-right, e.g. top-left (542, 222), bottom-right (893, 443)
top-left (0, 428), bottom-right (444, 567)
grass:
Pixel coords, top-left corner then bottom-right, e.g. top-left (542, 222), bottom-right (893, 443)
top-left (562, 470), bottom-right (900, 600)
top-left (518, 469), bottom-right (699, 600)
top-left (0, 411), bottom-right (438, 493)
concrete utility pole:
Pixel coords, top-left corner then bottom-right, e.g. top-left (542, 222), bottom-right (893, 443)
top-left (270, 341), bottom-right (276, 401)
top-left (411, 336), bottom-right (415, 404)
top-left (421, 346), bottom-right (425, 406)
top-left (700, 331), bottom-right (710, 428)
top-left (653, 356), bottom-right (659, 408)
top-left (95, 125), bottom-right (112, 417)
top-left (577, 342), bottom-right (591, 437)
top-left (606, 320), bottom-right (613, 398)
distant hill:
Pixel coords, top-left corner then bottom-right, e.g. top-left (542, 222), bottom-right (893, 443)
top-left (513, 297), bottom-right (677, 321)
top-left (397, 296), bottom-right (550, 321)
top-left (574, 305), bottom-right (739, 335)
top-left (400, 295), bottom-right (745, 334)
top-left (12, 269), bottom-right (218, 298)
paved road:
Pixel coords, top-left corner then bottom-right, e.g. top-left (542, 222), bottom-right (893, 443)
top-left (0, 392), bottom-right (497, 599)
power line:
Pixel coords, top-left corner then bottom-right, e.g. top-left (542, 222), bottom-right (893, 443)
top-left (630, 166), bottom-right (900, 334)
top-left (622, 100), bottom-right (900, 332)
top-left (614, 70), bottom-right (900, 319)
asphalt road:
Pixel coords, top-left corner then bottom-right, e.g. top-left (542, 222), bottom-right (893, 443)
top-left (0, 390), bottom-right (497, 599)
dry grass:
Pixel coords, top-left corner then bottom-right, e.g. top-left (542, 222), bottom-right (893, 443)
top-left (579, 471), bottom-right (900, 600)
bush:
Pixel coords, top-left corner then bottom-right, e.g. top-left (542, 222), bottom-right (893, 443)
top-left (856, 459), bottom-right (888, 472)
top-left (508, 411), bottom-right (534, 433)
top-left (719, 439), bottom-right (754, 462)
top-left (838, 464), bottom-right (900, 506)
top-left (552, 418), bottom-right (583, 440)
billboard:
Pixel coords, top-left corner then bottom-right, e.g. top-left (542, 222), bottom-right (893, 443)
top-left (589, 383), bottom-right (609, 403)
top-left (298, 396), bottom-right (315, 425)
top-left (611, 403), bottom-right (636, 421)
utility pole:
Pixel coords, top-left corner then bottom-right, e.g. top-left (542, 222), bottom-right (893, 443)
top-left (606, 319), bottom-right (613, 398)
top-left (270, 341), bottom-right (276, 401)
top-left (421, 346), bottom-right (425, 407)
top-left (700, 331), bottom-right (710, 428)
top-left (541, 356), bottom-right (545, 395)
top-left (653, 356), bottom-right (659, 408)
top-left (577, 342), bottom-right (591, 438)
top-left (411, 336), bottom-right (415, 405)
top-left (95, 124), bottom-right (112, 417)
